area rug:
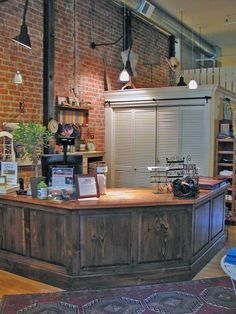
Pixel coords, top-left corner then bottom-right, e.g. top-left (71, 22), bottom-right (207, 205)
top-left (0, 277), bottom-right (236, 313)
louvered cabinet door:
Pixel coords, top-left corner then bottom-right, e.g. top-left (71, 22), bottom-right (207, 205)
top-left (113, 108), bottom-right (156, 187)
top-left (114, 109), bottom-right (134, 187)
top-left (157, 108), bottom-right (180, 165)
top-left (133, 108), bottom-right (156, 187)
top-left (180, 107), bottom-right (208, 175)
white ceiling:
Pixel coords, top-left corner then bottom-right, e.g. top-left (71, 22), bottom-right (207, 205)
top-left (152, 0), bottom-right (236, 65)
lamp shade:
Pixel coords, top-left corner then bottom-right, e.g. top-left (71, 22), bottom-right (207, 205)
top-left (12, 24), bottom-right (31, 49)
top-left (119, 68), bottom-right (130, 82)
top-left (13, 70), bottom-right (23, 84)
top-left (188, 79), bottom-right (198, 89)
top-left (177, 76), bottom-right (187, 86)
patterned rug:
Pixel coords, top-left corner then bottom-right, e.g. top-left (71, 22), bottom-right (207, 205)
top-left (0, 277), bottom-right (236, 313)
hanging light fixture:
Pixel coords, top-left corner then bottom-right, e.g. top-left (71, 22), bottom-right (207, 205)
top-left (188, 79), bottom-right (198, 89)
top-left (119, 43), bottom-right (133, 82)
top-left (188, 27), bottom-right (198, 89)
top-left (177, 10), bottom-right (187, 86)
top-left (13, 70), bottom-right (23, 84)
top-left (12, 0), bottom-right (32, 49)
top-left (119, 7), bottom-right (133, 83)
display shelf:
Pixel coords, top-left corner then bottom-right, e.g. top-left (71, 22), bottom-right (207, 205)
top-left (215, 137), bottom-right (236, 222)
top-left (56, 105), bottom-right (89, 112)
top-left (55, 102), bottom-right (90, 130)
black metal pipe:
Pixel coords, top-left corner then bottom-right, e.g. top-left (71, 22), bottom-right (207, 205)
top-left (43, 0), bottom-right (55, 127)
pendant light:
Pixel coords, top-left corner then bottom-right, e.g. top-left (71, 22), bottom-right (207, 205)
top-left (12, 0), bottom-right (32, 49)
top-left (119, 43), bottom-right (133, 82)
top-left (13, 70), bottom-right (23, 84)
top-left (188, 27), bottom-right (198, 89)
top-left (13, 44), bottom-right (23, 84)
top-left (119, 8), bottom-right (133, 83)
top-left (177, 10), bottom-right (187, 86)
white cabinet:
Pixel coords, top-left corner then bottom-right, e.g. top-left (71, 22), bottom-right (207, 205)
top-left (105, 85), bottom-right (236, 187)
top-left (111, 106), bottom-right (207, 188)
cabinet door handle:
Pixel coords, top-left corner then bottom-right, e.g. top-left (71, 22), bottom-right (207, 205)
top-left (134, 168), bottom-right (136, 171)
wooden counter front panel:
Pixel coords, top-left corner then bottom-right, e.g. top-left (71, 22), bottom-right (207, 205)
top-left (193, 192), bottom-right (225, 257)
top-left (0, 205), bottom-right (25, 255)
top-left (193, 201), bottom-right (210, 255)
top-left (211, 195), bottom-right (225, 240)
top-left (138, 207), bottom-right (191, 264)
top-left (30, 210), bottom-right (69, 267)
top-left (80, 212), bottom-right (132, 268)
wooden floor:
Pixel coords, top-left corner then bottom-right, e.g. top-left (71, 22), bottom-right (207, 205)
top-left (0, 225), bottom-right (235, 300)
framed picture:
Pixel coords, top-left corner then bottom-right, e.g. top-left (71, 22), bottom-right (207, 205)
top-left (68, 96), bottom-right (79, 106)
top-left (75, 174), bottom-right (100, 199)
top-left (0, 175), bottom-right (6, 186)
top-left (219, 119), bottom-right (232, 137)
top-left (3, 122), bottom-right (33, 166)
top-left (57, 96), bottom-right (68, 107)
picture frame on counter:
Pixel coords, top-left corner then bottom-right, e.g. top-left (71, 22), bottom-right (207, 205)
top-left (0, 175), bottom-right (6, 186)
top-left (1, 161), bottom-right (18, 185)
top-left (75, 174), bottom-right (100, 199)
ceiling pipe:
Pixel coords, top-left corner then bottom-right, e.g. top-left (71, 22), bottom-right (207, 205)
top-left (112, 0), bottom-right (218, 59)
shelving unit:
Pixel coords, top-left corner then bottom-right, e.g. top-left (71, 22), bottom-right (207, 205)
top-left (215, 137), bottom-right (236, 222)
top-left (56, 105), bottom-right (89, 125)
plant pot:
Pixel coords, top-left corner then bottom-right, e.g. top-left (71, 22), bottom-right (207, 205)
top-left (30, 176), bottom-right (45, 198)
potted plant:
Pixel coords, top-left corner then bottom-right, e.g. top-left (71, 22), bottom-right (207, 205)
top-left (12, 122), bottom-right (53, 196)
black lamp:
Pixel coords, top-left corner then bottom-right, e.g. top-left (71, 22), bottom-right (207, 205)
top-left (12, 0), bottom-right (32, 49)
top-left (177, 76), bottom-right (187, 86)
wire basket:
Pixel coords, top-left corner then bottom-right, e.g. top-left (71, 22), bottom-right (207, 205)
top-left (172, 176), bottom-right (199, 198)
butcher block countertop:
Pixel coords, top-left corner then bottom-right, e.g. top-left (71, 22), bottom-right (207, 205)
top-left (0, 184), bottom-right (227, 211)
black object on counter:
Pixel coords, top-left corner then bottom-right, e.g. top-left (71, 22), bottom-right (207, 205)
top-left (16, 177), bottom-right (27, 195)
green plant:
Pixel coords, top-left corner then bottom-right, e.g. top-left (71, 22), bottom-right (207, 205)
top-left (13, 122), bottom-right (53, 176)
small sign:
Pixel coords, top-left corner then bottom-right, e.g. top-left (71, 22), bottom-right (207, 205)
top-left (1, 162), bottom-right (17, 185)
top-left (51, 167), bottom-right (74, 193)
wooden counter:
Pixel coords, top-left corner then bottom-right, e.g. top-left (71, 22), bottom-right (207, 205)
top-left (0, 186), bottom-right (227, 290)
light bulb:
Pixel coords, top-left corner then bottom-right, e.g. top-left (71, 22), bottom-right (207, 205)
top-left (13, 70), bottom-right (23, 84)
top-left (188, 79), bottom-right (198, 89)
top-left (119, 68), bottom-right (130, 82)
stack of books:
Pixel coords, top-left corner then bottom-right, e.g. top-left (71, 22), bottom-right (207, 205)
top-left (199, 177), bottom-right (228, 190)
top-left (225, 247), bottom-right (236, 265)
top-left (0, 185), bottom-right (19, 194)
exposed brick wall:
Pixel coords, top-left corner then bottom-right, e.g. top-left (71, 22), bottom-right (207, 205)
top-left (0, 0), bottom-right (170, 179)
top-left (54, 0), bottom-right (170, 151)
top-left (0, 0), bottom-right (43, 127)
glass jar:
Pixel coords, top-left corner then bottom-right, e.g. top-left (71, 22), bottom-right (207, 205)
top-left (37, 180), bottom-right (48, 200)
top-left (96, 161), bottom-right (108, 195)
